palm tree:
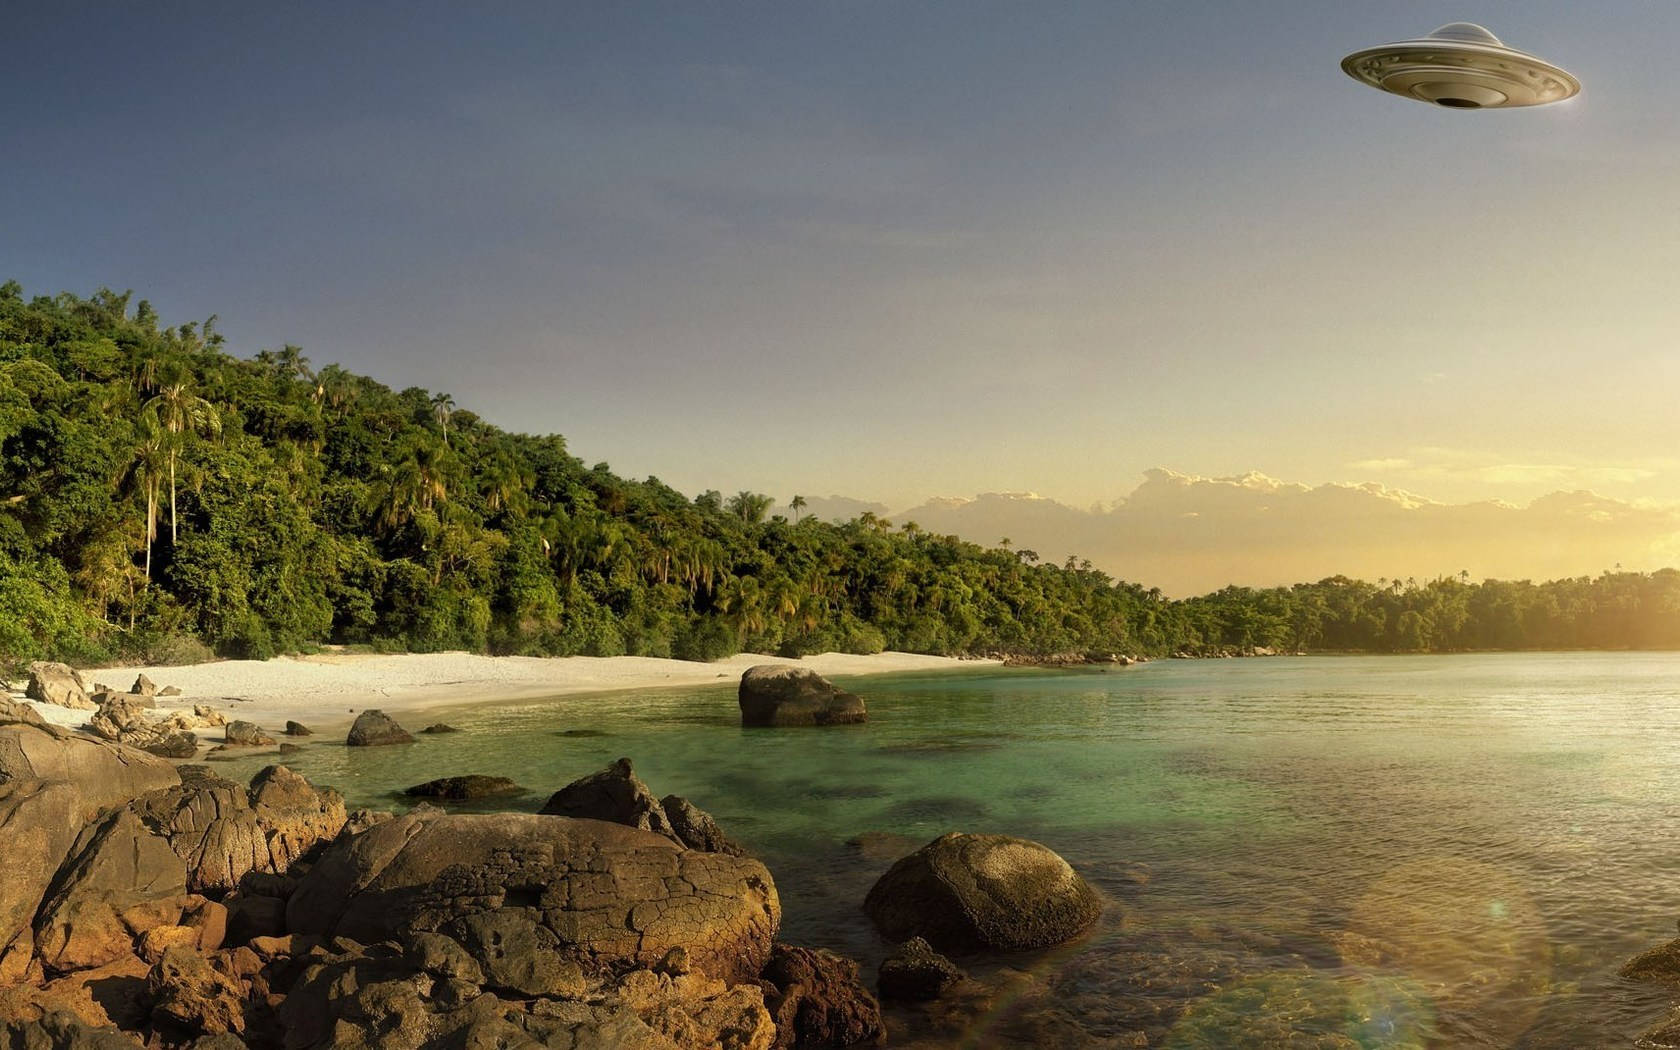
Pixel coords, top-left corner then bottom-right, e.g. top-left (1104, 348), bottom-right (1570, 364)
top-left (125, 408), bottom-right (168, 580)
top-left (431, 393), bottom-right (456, 447)
top-left (144, 369), bottom-right (221, 547)
top-left (789, 494), bottom-right (807, 523)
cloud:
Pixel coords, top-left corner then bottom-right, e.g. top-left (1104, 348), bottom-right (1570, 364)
top-left (881, 468), bottom-right (1680, 596)
top-left (1347, 448), bottom-right (1671, 489)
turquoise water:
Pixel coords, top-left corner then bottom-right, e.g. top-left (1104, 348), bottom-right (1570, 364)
top-left (213, 653), bottom-right (1680, 1047)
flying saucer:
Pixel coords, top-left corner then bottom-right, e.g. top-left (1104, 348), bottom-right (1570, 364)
top-left (1341, 22), bottom-right (1579, 109)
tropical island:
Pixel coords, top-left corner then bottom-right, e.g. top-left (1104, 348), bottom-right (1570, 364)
top-left (4, 284), bottom-right (1680, 678)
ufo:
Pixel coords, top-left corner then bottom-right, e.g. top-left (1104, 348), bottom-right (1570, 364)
top-left (1341, 22), bottom-right (1579, 109)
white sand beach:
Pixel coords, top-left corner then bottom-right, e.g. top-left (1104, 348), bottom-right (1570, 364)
top-left (20, 650), bottom-right (998, 733)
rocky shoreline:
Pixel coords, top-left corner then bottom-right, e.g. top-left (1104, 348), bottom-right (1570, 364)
top-left (0, 667), bottom-right (1111, 1049)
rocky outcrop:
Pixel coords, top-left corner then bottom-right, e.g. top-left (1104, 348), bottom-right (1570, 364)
top-left (147, 947), bottom-right (244, 1036)
top-left (403, 775), bottom-right (521, 801)
top-left (863, 833), bottom-right (1102, 953)
top-left (0, 721), bottom-right (179, 821)
top-left (876, 937), bottom-right (964, 1001)
top-left (0, 698), bottom-right (46, 728)
top-left (221, 722), bottom-right (273, 747)
top-left (286, 809), bottom-right (781, 985)
top-left (24, 663), bottom-right (91, 711)
top-left (0, 780), bottom-right (86, 983)
top-left (738, 665), bottom-right (867, 727)
top-left (758, 944), bottom-right (885, 1048)
top-left (344, 710), bottom-right (412, 747)
top-left (539, 758), bottom-right (745, 855)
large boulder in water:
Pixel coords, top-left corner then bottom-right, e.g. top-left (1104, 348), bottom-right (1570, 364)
top-left (344, 709), bottom-right (412, 746)
top-left (863, 833), bottom-right (1102, 953)
top-left (285, 809), bottom-right (781, 985)
top-left (737, 665), bottom-right (867, 727)
top-left (24, 663), bottom-right (91, 711)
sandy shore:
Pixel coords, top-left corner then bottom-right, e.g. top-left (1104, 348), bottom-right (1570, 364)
top-left (20, 650), bottom-right (998, 733)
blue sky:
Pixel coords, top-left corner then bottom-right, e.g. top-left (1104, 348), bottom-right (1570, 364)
top-left (5, 2), bottom-right (1677, 512)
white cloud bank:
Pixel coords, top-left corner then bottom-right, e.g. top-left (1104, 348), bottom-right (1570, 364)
top-left (873, 469), bottom-right (1680, 597)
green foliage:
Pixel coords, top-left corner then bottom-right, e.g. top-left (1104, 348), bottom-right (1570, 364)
top-left (2, 283), bottom-right (1679, 667)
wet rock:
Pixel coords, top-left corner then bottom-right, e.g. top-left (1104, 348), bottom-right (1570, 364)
top-left (759, 944), bottom-right (885, 1048)
top-left (148, 946), bottom-right (245, 1036)
top-left (282, 721), bottom-right (312, 737)
top-left (738, 665), bottom-right (867, 727)
top-left (419, 723), bottom-right (460, 734)
top-left (344, 710), bottom-right (412, 747)
top-left (863, 833), bottom-right (1102, 953)
top-left (539, 757), bottom-right (675, 837)
top-left (403, 775), bottom-right (521, 801)
top-left (877, 937), bottom-right (965, 1001)
top-left (285, 809), bottom-right (781, 985)
top-left (1637, 1006), bottom-right (1680, 1049)
top-left (221, 722), bottom-right (273, 747)
top-left (25, 663), bottom-right (90, 711)
top-left (1623, 937), bottom-right (1680, 983)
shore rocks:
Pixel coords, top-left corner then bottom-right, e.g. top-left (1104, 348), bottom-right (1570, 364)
top-left (0, 720), bottom-right (180, 820)
top-left (404, 775), bottom-right (521, 801)
top-left (285, 808), bottom-right (781, 985)
top-left (420, 723), bottom-right (460, 734)
top-left (24, 663), bottom-right (91, 710)
top-left (344, 709), bottom-right (412, 747)
top-left (738, 665), bottom-right (867, 727)
top-left (130, 675), bottom-right (157, 699)
top-left (877, 936), bottom-right (965, 1001)
top-left (1622, 937), bottom-right (1680, 983)
top-left (148, 946), bottom-right (244, 1036)
top-left (221, 722), bottom-right (273, 747)
top-left (282, 721), bottom-right (312, 737)
top-left (0, 780), bottom-right (86, 982)
top-left (759, 944), bottom-right (885, 1048)
top-left (539, 757), bottom-right (745, 856)
top-left (863, 833), bottom-right (1102, 953)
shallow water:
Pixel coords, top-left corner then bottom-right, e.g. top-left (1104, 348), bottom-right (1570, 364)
top-left (213, 652), bottom-right (1680, 1047)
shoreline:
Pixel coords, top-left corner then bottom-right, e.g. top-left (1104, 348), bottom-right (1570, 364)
top-left (18, 650), bottom-right (1001, 733)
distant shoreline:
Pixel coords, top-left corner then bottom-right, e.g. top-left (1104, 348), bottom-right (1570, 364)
top-left (17, 650), bottom-right (1001, 734)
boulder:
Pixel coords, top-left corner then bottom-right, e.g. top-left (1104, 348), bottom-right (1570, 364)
top-left (344, 710), bottom-right (412, 747)
top-left (282, 721), bottom-right (312, 737)
top-left (221, 722), bottom-right (273, 748)
top-left (148, 946), bottom-right (245, 1036)
top-left (403, 775), bottom-right (521, 801)
top-left (140, 733), bottom-right (198, 760)
top-left (876, 937), bottom-right (964, 1001)
top-left (0, 697), bottom-right (47, 728)
top-left (0, 780), bottom-right (86, 983)
top-left (539, 758), bottom-right (744, 855)
top-left (419, 723), bottom-right (460, 734)
top-left (158, 687), bottom-right (182, 697)
top-left (129, 676), bottom-right (157, 699)
top-left (737, 665), bottom-right (866, 727)
top-left (286, 809), bottom-right (780, 985)
top-left (1622, 937), bottom-right (1680, 983)
top-left (862, 833), bottom-right (1102, 953)
top-left (0, 722), bottom-right (179, 821)
top-left (25, 663), bottom-right (91, 711)
top-left (758, 944), bottom-right (885, 1049)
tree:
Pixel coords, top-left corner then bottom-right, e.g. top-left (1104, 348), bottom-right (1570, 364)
top-left (144, 367), bottom-right (221, 547)
top-left (789, 494), bottom-right (807, 522)
top-left (432, 393), bottom-right (456, 447)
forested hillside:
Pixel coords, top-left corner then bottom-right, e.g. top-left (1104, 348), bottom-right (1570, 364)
top-left (4, 284), bottom-right (1679, 670)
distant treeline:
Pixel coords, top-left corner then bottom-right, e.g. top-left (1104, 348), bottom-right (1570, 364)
top-left (3, 284), bottom-right (1679, 672)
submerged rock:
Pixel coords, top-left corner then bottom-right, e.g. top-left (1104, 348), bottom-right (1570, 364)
top-left (285, 809), bottom-right (781, 985)
top-left (345, 709), bottom-right (412, 747)
top-left (737, 665), bottom-right (867, 727)
top-left (419, 723), bottom-right (460, 734)
top-left (403, 775), bottom-right (521, 801)
top-left (863, 833), bottom-right (1102, 953)
top-left (282, 721), bottom-right (312, 737)
top-left (1623, 937), bottom-right (1680, 983)
top-left (221, 722), bottom-right (274, 747)
top-left (877, 936), bottom-right (965, 1001)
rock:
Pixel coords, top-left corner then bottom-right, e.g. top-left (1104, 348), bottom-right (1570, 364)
top-left (876, 937), bottom-right (964, 1001)
top-left (1637, 1006), bottom-right (1680, 1049)
top-left (285, 809), bottom-right (781, 985)
top-left (136, 926), bottom-right (201, 965)
top-left (179, 898), bottom-right (227, 953)
top-left (0, 722), bottom-right (178, 820)
top-left (0, 697), bottom-right (47, 727)
top-left (758, 944), bottom-right (885, 1048)
top-left (402, 932), bottom-right (483, 985)
top-left (31, 807), bottom-right (190, 974)
top-left (281, 721), bottom-right (311, 737)
top-left (661, 794), bottom-right (746, 856)
top-left (0, 780), bottom-right (86, 983)
top-left (539, 758), bottom-right (675, 837)
top-left (140, 732), bottom-right (198, 760)
top-left (606, 968), bottom-right (777, 1050)
top-left (449, 911), bottom-right (587, 998)
top-left (221, 722), bottom-right (273, 747)
top-left (419, 723), bottom-right (460, 734)
top-left (129, 676), bottom-right (157, 699)
top-left (403, 775), bottom-right (521, 801)
top-left (1623, 937), bottom-right (1680, 983)
top-left (0, 1010), bottom-right (145, 1049)
top-left (224, 898), bottom-right (287, 946)
top-left (862, 833), bottom-right (1102, 953)
top-left (344, 710), bottom-right (412, 747)
top-left (158, 687), bottom-right (182, 697)
top-left (148, 946), bottom-right (245, 1036)
top-left (24, 663), bottom-right (90, 711)
top-left (737, 665), bottom-right (867, 727)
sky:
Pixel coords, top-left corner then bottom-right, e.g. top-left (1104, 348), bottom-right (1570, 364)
top-left (4, 2), bottom-right (1680, 583)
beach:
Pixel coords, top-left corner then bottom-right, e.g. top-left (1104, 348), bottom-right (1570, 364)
top-left (17, 650), bottom-right (998, 732)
